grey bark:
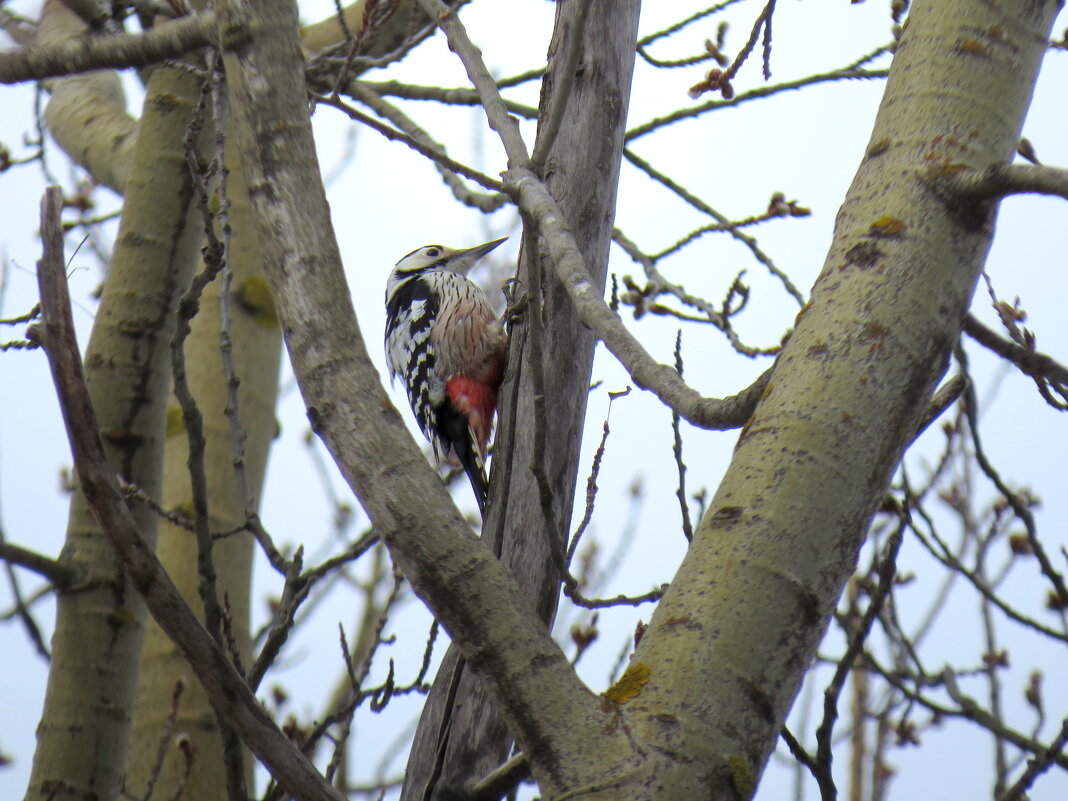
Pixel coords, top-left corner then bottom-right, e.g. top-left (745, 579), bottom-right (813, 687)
top-left (400, 3), bottom-right (641, 798)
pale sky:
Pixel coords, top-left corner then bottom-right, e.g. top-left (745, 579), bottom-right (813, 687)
top-left (1, 1), bottom-right (1067, 799)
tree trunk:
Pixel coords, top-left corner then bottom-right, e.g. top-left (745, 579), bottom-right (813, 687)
top-left (124, 134), bottom-right (282, 799)
top-left (612, 0), bottom-right (1061, 797)
top-left (400, 2), bottom-right (641, 797)
top-left (24, 10), bottom-right (205, 798)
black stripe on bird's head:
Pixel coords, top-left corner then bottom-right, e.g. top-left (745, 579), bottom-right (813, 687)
top-left (392, 238), bottom-right (507, 277)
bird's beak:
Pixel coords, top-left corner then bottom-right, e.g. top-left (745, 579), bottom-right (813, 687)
top-left (450, 237), bottom-right (507, 275)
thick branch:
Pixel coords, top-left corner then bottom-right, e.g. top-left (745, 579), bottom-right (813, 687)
top-left (0, 11), bottom-right (222, 83)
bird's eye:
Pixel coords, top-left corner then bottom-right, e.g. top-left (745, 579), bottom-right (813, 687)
top-left (426, 247), bottom-right (441, 258)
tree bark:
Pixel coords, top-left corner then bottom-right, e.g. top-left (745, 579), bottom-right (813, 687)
top-left (400, 2), bottom-right (640, 798)
top-left (38, 0), bottom-right (136, 194)
top-left (125, 131), bottom-right (282, 799)
top-left (24, 33), bottom-right (205, 801)
top-left (217, 0), bottom-right (630, 796)
top-left (614, 1), bottom-right (1062, 798)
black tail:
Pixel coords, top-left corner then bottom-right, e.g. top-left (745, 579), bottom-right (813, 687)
top-left (455, 437), bottom-right (488, 517)
top-left (436, 404), bottom-right (489, 516)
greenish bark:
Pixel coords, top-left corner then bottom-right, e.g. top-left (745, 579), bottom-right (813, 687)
top-left (37, 0), bottom-right (137, 194)
top-left (125, 134), bottom-right (282, 800)
top-left (25, 38), bottom-right (204, 801)
top-left (619, 1), bottom-right (1062, 798)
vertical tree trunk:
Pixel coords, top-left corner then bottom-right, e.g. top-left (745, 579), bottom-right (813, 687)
top-left (24, 9), bottom-right (205, 798)
top-left (124, 139), bottom-right (282, 799)
top-left (400, 2), bottom-right (641, 797)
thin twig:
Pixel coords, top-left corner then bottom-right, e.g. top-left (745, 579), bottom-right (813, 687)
top-left (315, 93), bottom-right (504, 192)
top-left (671, 331), bottom-right (693, 542)
top-left (958, 349), bottom-right (1068, 617)
top-left (812, 519), bottom-right (905, 800)
top-left (627, 67), bottom-right (888, 142)
top-left (0, 522), bottom-right (54, 659)
top-left (179, 73), bottom-right (248, 801)
top-left (621, 149), bottom-right (804, 305)
top-left (1000, 715), bottom-right (1068, 801)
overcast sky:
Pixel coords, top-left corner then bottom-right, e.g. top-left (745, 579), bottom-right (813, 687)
top-left (2, 1), bottom-right (1067, 799)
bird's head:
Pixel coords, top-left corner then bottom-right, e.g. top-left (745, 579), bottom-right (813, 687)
top-left (392, 238), bottom-right (507, 278)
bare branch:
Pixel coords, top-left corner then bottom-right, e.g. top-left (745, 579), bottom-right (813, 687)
top-left (963, 313), bottom-right (1068, 387)
top-left (29, 185), bottom-right (345, 801)
top-left (0, 11), bottom-right (223, 84)
top-left (621, 148), bottom-right (804, 304)
top-left (315, 93), bottom-right (504, 192)
top-left (344, 82), bottom-right (508, 211)
top-left (814, 519), bottom-right (905, 800)
top-left (508, 164), bottom-right (772, 430)
top-left (1000, 715), bottom-right (1068, 801)
top-left (626, 67), bottom-right (888, 142)
top-left (413, 0), bottom-right (529, 167)
top-left (0, 527), bottom-right (56, 660)
top-left (0, 540), bottom-right (74, 587)
top-left (943, 162), bottom-right (1068, 204)
top-left (355, 78), bottom-right (538, 118)
top-left (466, 753), bottom-right (531, 801)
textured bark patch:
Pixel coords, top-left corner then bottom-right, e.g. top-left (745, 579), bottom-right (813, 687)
top-left (234, 276), bottom-right (280, 328)
top-left (844, 241), bottom-right (884, 269)
top-left (867, 216), bottom-right (906, 238)
top-left (866, 138), bottom-right (891, 158)
top-left (956, 37), bottom-right (991, 57)
top-left (728, 755), bottom-right (753, 799)
top-left (603, 663), bottom-right (649, 704)
top-left (166, 405), bottom-right (184, 437)
top-left (859, 321), bottom-right (893, 342)
top-left (708, 505), bottom-right (744, 529)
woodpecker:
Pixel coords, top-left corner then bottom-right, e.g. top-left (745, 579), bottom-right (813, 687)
top-left (385, 238), bottom-right (509, 515)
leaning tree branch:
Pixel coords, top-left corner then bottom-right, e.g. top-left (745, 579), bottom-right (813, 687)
top-left (413, 0), bottom-right (529, 167)
top-left (507, 165), bottom-right (772, 429)
top-left (215, 0), bottom-right (623, 792)
top-left (417, 0), bottom-right (772, 430)
top-left (28, 186), bottom-right (345, 801)
top-left (0, 10), bottom-right (225, 84)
